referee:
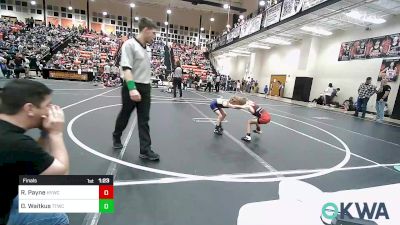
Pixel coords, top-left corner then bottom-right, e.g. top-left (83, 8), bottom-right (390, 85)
top-left (112, 17), bottom-right (159, 161)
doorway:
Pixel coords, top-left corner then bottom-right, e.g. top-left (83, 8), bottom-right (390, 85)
top-left (269, 75), bottom-right (286, 97)
top-left (391, 83), bottom-right (400, 119)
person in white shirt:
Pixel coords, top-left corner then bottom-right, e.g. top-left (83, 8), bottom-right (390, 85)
top-left (236, 80), bottom-right (241, 93)
top-left (172, 61), bottom-right (183, 98)
top-left (205, 73), bottom-right (213, 92)
top-left (103, 63), bottom-right (111, 74)
top-left (324, 83), bottom-right (334, 105)
top-left (110, 63), bottom-right (119, 76)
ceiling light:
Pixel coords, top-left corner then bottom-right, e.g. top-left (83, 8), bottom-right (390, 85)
top-left (200, 27), bottom-right (204, 31)
top-left (134, 16), bottom-right (139, 21)
top-left (248, 43), bottom-right (271, 49)
top-left (68, 6), bottom-right (73, 10)
top-left (239, 15), bottom-right (244, 20)
top-left (167, 9), bottom-right (172, 14)
top-left (226, 24), bottom-right (231, 28)
top-left (263, 37), bottom-right (291, 45)
top-left (210, 17), bottom-right (215, 22)
top-left (345, 10), bottom-right (386, 24)
top-left (30, 0), bottom-right (36, 5)
top-left (164, 21), bottom-right (169, 25)
top-left (223, 4), bottom-right (229, 9)
top-left (301, 26), bottom-right (332, 36)
top-left (259, 0), bottom-right (266, 6)
top-left (130, 3), bottom-right (135, 8)
top-left (102, 11), bottom-right (108, 16)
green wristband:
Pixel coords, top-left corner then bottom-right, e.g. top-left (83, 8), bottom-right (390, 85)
top-left (126, 80), bottom-right (136, 91)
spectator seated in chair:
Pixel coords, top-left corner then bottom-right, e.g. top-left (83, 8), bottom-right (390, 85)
top-left (342, 97), bottom-right (355, 111)
top-left (312, 94), bottom-right (325, 105)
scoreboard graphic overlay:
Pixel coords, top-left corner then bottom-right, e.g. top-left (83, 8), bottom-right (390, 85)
top-left (18, 175), bottom-right (114, 213)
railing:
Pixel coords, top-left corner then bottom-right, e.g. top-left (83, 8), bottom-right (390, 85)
top-left (207, 0), bottom-right (336, 52)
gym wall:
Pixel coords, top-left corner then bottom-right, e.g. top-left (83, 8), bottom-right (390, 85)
top-left (213, 15), bottom-right (400, 113)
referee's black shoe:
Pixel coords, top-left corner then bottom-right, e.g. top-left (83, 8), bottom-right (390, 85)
top-left (112, 137), bottom-right (123, 149)
top-left (140, 150), bottom-right (160, 161)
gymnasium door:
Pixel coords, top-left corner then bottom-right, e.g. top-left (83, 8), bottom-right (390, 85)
top-left (1, 16), bottom-right (17, 23)
top-left (269, 75), bottom-right (286, 97)
top-left (391, 83), bottom-right (400, 119)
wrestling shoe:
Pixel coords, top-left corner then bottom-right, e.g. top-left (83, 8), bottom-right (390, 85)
top-left (139, 150), bottom-right (160, 161)
top-left (253, 129), bottom-right (262, 134)
top-left (241, 136), bottom-right (251, 142)
top-left (214, 128), bottom-right (223, 135)
top-left (112, 137), bottom-right (123, 149)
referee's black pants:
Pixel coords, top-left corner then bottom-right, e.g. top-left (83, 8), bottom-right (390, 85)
top-left (205, 82), bottom-right (212, 92)
top-left (113, 82), bottom-right (152, 154)
top-left (215, 82), bottom-right (220, 92)
top-left (173, 77), bottom-right (182, 98)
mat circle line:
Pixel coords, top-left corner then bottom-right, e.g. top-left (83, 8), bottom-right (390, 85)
top-left (66, 102), bottom-right (351, 183)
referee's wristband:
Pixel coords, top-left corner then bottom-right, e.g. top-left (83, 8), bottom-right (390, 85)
top-left (126, 80), bottom-right (136, 91)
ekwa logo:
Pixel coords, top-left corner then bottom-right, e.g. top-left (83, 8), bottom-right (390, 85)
top-left (321, 202), bottom-right (390, 220)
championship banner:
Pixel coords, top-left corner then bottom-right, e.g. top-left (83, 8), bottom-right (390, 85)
top-left (378, 58), bottom-right (399, 82)
top-left (302, 0), bottom-right (328, 11)
top-left (384, 33), bottom-right (400, 57)
top-left (338, 42), bottom-right (352, 61)
top-left (239, 14), bottom-right (263, 38)
top-left (227, 27), bottom-right (240, 42)
top-left (249, 14), bottom-right (263, 35)
top-left (350, 39), bottom-right (367, 60)
top-left (366, 36), bottom-right (384, 59)
top-left (339, 33), bottom-right (400, 61)
top-left (217, 35), bottom-right (227, 48)
top-left (263, 3), bottom-right (282, 28)
top-left (280, 0), bottom-right (304, 21)
top-left (239, 20), bottom-right (250, 38)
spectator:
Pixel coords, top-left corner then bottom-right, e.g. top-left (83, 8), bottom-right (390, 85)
top-left (278, 81), bottom-right (284, 97)
top-left (110, 62), bottom-right (118, 73)
top-left (330, 88), bottom-right (341, 106)
top-left (104, 63), bottom-right (111, 74)
top-left (264, 84), bottom-right (269, 97)
top-left (354, 77), bottom-right (377, 118)
top-left (0, 58), bottom-right (10, 78)
top-left (375, 79), bottom-right (391, 122)
top-left (342, 97), bottom-right (355, 111)
top-left (253, 82), bottom-right (259, 94)
top-left (205, 73), bottom-right (213, 92)
top-left (215, 73), bottom-right (221, 92)
top-left (173, 61), bottom-right (183, 98)
top-left (13, 54), bottom-right (25, 79)
top-left (23, 56), bottom-right (30, 78)
top-left (196, 76), bottom-right (202, 91)
top-left (324, 83), bottom-right (334, 105)
top-left (0, 80), bottom-right (70, 225)
top-left (236, 80), bottom-right (241, 92)
top-left (312, 94), bottom-right (325, 105)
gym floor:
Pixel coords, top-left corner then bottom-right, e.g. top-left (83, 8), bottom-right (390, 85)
top-left (1, 78), bottom-right (400, 225)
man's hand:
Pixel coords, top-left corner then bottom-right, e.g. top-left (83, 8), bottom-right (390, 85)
top-left (42, 105), bottom-right (65, 135)
top-left (130, 89), bottom-right (142, 102)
